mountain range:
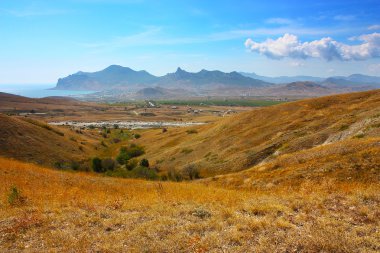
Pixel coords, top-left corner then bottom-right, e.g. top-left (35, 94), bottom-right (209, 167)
top-left (54, 65), bottom-right (380, 98)
top-left (55, 65), bottom-right (269, 91)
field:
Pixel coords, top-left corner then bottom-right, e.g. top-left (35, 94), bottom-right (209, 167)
top-left (1, 157), bottom-right (379, 252)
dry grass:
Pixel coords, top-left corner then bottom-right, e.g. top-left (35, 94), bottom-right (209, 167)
top-left (1, 157), bottom-right (379, 252)
top-left (0, 114), bottom-right (98, 167)
top-left (203, 137), bottom-right (380, 191)
top-left (137, 89), bottom-right (380, 177)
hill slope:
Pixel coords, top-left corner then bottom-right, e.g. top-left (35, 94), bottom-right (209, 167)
top-left (0, 114), bottom-right (94, 167)
top-left (138, 89), bottom-right (380, 177)
top-left (1, 156), bottom-right (379, 252)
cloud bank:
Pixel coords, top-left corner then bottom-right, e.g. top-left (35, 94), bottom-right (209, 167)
top-left (245, 33), bottom-right (380, 61)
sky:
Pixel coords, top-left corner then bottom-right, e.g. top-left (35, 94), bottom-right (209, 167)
top-left (1, 0), bottom-right (380, 84)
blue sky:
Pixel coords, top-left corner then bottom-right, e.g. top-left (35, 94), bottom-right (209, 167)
top-left (1, 0), bottom-right (380, 84)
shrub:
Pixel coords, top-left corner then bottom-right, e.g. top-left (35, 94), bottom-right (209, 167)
top-left (168, 168), bottom-right (183, 182)
top-left (134, 133), bottom-right (141, 139)
top-left (8, 186), bottom-right (26, 206)
top-left (181, 148), bottom-right (193, 154)
top-left (102, 158), bottom-right (115, 171)
top-left (117, 145), bottom-right (145, 165)
top-left (355, 133), bottom-right (365, 139)
top-left (92, 157), bottom-right (103, 173)
top-left (139, 158), bottom-right (149, 168)
top-left (54, 161), bottom-right (62, 169)
top-left (113, 124), bottom-right (119, 129)
top-left (117, 147), bottom-right (128, 165)
top-left (183, 164), bottom-right (200, 180)
top-left (133, 166), bottom-right (158, 180)
top-left (126, 159), bottom-right (138, 171)
top-left (186, 129), bottom-right (198, 134)
top-left (128, 145), bottom-right (145, 157)
top-left (71, 161), bottom-right (80, 170)
top-left (88, 125), bottom-right (95, 129)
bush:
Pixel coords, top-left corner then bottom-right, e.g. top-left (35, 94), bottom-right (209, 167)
top-left (8, 186), bottom-right (26, 206)
top-left (181, 148), bottom-right (193, 154)
top-left (186, 129), bottom-right (198, 134)
top-left (126, 159), bottom-right (138, 171)
top-left (113, 124), bottom-right (119, 129)
top-left (139, 158), bottom-right (149, 168)
top-left (168, 168), bottom-right (183, 182)
top-left (71, 161), bottom-right (80, 170)
top-left (133, 166), bottom-right (158, 180)
top-left (117, 144), bottom-right (145, 165)
top-left (92, 157), bottom-right (103, 173)
top-left (183, 164), bottom-right (200, 180)
top-left (134, 133), bottom-right (141, 139)
top-left (102, 158), bottom-right (115, 171)
top-left (54, 161), bottom-right (64, 169)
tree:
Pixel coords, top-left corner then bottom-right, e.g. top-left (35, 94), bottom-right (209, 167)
top-left (126, 159), bottom-right (138, 171)
top-left (183, 164), bottom-right (200, 180)
top-left (139, 158), bottom-right (149, 168)
top-left (92, 157), bottom-right (103, 173)
top-left (101, 158), bottom-right (115, 171)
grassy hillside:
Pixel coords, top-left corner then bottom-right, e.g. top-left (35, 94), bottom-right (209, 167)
top-left (137, 89), bottom-right (380, 177)
top-left (1, 157), bottom-right (379, 252)
top-left (202, 137), bottom-right (380, 190)
top-left (0, 114), bottom-right (96, 167)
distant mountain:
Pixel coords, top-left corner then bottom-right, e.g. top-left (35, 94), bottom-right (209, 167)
top-left (336, 74), bottom-right (380, 84)
top-left (136, 87), bottom-right (165, 97)
top-left (55, 65), bottom-right (158, 90)
top-left (266, 81), bottom-right (332, 96)
top-left (239, 72), bottom-right (324, 84)
top-left (322, 77), bottom-right (380, 90)
top-left (157, 68), bottom-right (270, 88)
top-left (54, 66), bottom-right (271, 91)
top-left (54, 65), bottom-right (380, 97)
top-left (135, 86), bottom-right (197, 99)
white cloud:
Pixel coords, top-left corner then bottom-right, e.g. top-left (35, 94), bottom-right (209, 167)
top-left (368, 25), bottom-right (380, 30)
top-left (289, 61), bottom-right (305, 67)
top-left (245, 33), bottom-right (380, 61)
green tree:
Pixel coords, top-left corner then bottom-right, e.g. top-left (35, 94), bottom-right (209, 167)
top-left (139, 158), bottom-right (149, 167)
top-left (92, 157), bottom-right (103, 173)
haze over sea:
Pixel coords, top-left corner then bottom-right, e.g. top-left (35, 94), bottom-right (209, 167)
top-left (0, 84), bottom-right (94, 98)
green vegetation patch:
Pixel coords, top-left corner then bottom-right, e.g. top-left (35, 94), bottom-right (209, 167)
top-left (157, 99), bottom-right (284, 107)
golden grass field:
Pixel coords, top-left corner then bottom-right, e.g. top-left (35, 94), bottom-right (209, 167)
top-left (1, 157), bottom-right (379, 252)
top-left (137, 90), bottom-right (380, 177)
top-left (1, 90), bottom-right (380, 252)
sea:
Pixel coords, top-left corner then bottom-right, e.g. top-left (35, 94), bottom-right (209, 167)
top-left (0, 84), bottom-right (95, 98)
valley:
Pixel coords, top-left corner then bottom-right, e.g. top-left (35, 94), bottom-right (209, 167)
top-left (1, 89), bottom-right (379, 252)
top-left (2, 1), bottom-right (380, 252)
